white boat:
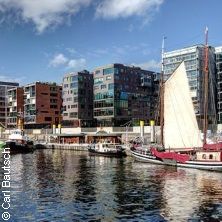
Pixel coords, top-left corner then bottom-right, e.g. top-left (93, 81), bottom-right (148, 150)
top-left (130, 40), bottom-right (222, 171)
top-left (6, 129), bottom-right (34, 153)
top-left (88, 142), bottom-right (126, 157)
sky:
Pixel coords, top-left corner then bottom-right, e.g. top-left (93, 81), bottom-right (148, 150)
top-left (0, 0), bottom-right (221, 85)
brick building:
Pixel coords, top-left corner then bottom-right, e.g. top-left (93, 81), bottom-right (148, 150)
top-left (23, 82), bottom-right (62, 128)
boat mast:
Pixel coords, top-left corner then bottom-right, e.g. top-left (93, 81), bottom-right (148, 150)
top-left (160, 36), bottom-right (166, 146)
top-left (203, 27), bottom-right (209, 145)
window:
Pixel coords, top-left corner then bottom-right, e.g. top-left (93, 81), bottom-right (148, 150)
top-left (71, 76), bottom-right (78, 82)
top-left (101, 84), bottom-right (106, 89)
top-left (108, 83), bottom-right (114, 90)
top-left (70, 82), bottom-right (78, 88)
top-left (94, 77), bottom-right (103, 85)
top-left (69, 112), bottom-right (78, 118)
top-left (50, 105), bottom-right (58, 109)
top-left (73, 97), bottom-right (78, 103)
top-left (50, 93), bottom-right (57, 97)
top-left (103, 67), bottom-right (119, 75)
top-left (95, 70), bottom-right (101, 74)
top-left (103, 68), bottom-right (114, 75)
top-left (45, 117), bottom-right (52, 121)
top-left (71, 104), bottom-right (78, 108)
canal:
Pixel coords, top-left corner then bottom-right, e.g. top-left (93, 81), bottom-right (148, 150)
top-left (1, 149), bottom-right (222, 221)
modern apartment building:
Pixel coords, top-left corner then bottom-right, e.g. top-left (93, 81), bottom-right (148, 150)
top-left (0, 81), bottom-right (19, 128)
top-left (93, 64), bottom-right (158, 127)
top-left (23, 82), bottom-right (62, 128)
top-left (163, 45), bottom-right (216, 125)
top-left (62, 70), bottom-right (94, 127)
top-left (7, 87), bottom-right (24, 128)
top-left (216, 46), bottom-right (222, 123)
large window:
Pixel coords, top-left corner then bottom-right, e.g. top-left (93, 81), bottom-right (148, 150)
top-left (108, 83), bottom-right (114, 90)
top-left (94, 77), bottom-right (103, 85)
top-left (103, 67), bottom-right (119, 75)
top-left (69, 112), bottom-right (78, 118)
top-left (94, 91), bottom-right (114, 100)
top-left (70, 82), bottom-right (78, 88)
top-left (101, 84), bottom-right (107, 89)
top-left (94, 99), bottom-right (114, 108)
top-left (103, 68), bottom-right (114, 75)
top-left (94, 109), bottom-right (114, 116)
top-left (71, 76), bottom-right (78, 82)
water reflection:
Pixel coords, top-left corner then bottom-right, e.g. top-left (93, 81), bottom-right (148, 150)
top-left (0, 150), bottom-right (221, 221)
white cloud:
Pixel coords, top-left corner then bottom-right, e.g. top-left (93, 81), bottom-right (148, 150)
top-left (132, 59), bottom-right (160, 71)
top-left (0, 0), bottom-right (164, 32)
top-left (96, 0), bottom-right (164, 19)
top-left (49, 53), bottom-right (68, 67)
top-left (0, 0), bottom-right (91, 33)
top-left (67, 58), bottom-right (86, 70)
top-left (49, 53), bottom-right (86, 70)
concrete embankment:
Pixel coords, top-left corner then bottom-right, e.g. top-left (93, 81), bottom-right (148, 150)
top-left (35, 143), bottom-right (89, 151)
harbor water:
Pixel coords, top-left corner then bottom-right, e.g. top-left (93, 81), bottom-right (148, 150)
top-left (0, 149), bottom-right (222, 221)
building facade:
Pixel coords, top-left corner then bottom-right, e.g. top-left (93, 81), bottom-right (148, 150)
top-left (0, 81), bottom-right (19, 128)
top-left (216, 46), bottom-right (222, 123)
top-left (93, 64), bottom-right (158, 127)
top-left (23, 82), bottom-right (62, 128)
top-left (62, 70), bottom-right (94, 127)
top-left (7, 87), bottom-right (24, 128)
top-left (163, 45), bottom-right (216, 125)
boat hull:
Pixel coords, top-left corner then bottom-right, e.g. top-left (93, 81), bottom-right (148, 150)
top-left (88, 148), bottom-right (126, 157)
top-left (131, 149), bottom-right (222, 171)
top-left (5, 141), bottom-right (35, 154)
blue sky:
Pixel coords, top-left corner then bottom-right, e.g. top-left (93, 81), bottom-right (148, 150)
top-left (0, 0), bottom-right (221, 85)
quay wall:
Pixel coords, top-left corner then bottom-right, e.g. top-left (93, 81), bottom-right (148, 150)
top-left (36, 143), bottom-right (89, 151)
top-left (1, 126), bottom-right (161, 143)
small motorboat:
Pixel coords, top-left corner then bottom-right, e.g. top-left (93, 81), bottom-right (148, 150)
top-left (6, 129), bottom-right (35, 154)
top-left (88, 142), bottom-right (126, 157)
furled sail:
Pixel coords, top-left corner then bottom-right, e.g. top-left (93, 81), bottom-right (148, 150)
top-left (164, 62), bottom-right (202, 149)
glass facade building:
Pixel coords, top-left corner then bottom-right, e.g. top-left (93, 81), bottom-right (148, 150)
top-left (62, 70), bottom-right (94, 127)
top-left (93, 64), bottom-right (159, 127)
top-left (216, 46), bottom-right (222, 123)
top-left (163, 45), bottom-right (216, 125)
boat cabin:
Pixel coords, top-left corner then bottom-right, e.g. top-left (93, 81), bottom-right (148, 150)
top-left (87, 132), bottom-right (122, 144)
top-left (196, 151), bottom-right (222, 161)
top-left (9, 129), bottom-right (25, 140)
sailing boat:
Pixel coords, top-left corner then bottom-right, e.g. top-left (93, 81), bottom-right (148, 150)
top-left (130, 32), bottom-right (222, 171)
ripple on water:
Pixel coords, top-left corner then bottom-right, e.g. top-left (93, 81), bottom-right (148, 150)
top-left (2, 150), bottom-right (221, 222)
